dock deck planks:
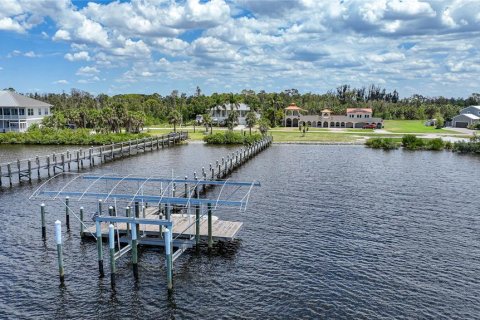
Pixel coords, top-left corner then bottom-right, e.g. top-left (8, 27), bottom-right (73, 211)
top-left (85, 207), bottom-right (243, 241)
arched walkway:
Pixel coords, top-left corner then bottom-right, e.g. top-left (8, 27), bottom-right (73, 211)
top-left (341, 122), bottom-right (345, 128)
top-left (346, 122), bottom-right (353, 128)
top-left (330, 122), bottom-right (335, 127)
top-left (293, 118), bottom-right (298, 127)
top-left (286, 118), bottom-right (292, 127)
top-left (317, 121), bottom-right (322, 127)
top-left (323, 121), bottom-right (328, 128)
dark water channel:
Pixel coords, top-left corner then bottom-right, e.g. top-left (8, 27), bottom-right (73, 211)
top-left (0, 143), bottom-right (479, 319)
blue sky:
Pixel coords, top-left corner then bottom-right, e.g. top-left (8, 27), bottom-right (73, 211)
top-left (0, 0), bottom-right (479, 97)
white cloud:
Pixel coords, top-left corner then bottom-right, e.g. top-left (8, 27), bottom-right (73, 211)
top-left (368, 52), bottom-right (406, 63)
top-left (53, 79), bottom-right (69, 84)
top-left (1, 0), bottom-right (480, 96)
top-left (76, 66), bottom-right (99, 76)
top-left (64, 51), bottom-right (90, 61)
top-left (53, 29), bottom-right (71, 41)
top-left (24, 51), bottom-right (38, 58)
top-left (0, 17), bottom-right (25, 33)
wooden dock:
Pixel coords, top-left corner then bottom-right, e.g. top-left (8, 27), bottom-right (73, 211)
top-left (85, 207), bottom-right (243, 242)
top-left (0, 132), bottom-right (187, 187)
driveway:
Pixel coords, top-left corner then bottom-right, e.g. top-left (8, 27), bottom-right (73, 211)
top-left (444, 126), bottom-right (476, 135)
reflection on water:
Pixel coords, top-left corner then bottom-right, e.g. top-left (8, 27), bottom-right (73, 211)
top-left (0, 144), bottom-right (479, 319)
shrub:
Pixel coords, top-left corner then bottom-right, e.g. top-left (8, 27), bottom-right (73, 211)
top-left (366, 138), bottom-right (400, 150)
top-left (0, 128), bottom-right (150, 145)
top-left (402, 135), bottom-right (425, 150)
top-left (203, 131), bottom-right (262, 145)
top-left (425, 138), bottom-right (445, 151)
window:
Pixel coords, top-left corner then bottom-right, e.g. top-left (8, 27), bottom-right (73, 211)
top-left (11, 108), bottom-right (18, 115)
top-left (0, 108), bottom-right (2, 116)
top-left (357, 114), bottom-right (361, 118)
top-left (38, 109), bottom-right (41, 116)
top-left (4, 108), bottom-right (10, 115)
top-left (44, 108), bottom-right (49, 115)
top-left (365, 114), bottom-right (370, 118)
top-left (28, 108), bottom-right (34, 116)
top-left (19, 109), bottom-right (25, 116)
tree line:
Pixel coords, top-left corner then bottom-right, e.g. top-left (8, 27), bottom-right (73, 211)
top-left (20, 86), bottom-right (480, 128)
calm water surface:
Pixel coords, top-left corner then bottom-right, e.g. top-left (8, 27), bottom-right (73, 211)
top-left (0, 143), bottom-right (479, 319)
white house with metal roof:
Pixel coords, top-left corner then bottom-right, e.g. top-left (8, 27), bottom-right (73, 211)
top-left (452, 106), bottom-right (480, 128)
top-left (0, 90), bottom-right (52, 132)
top-left (209, 103), bottom-right (259, 125)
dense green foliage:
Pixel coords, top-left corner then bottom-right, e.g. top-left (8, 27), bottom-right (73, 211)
top-left (402, 135), bottom-right (446, 150)
top-left (368, 135), bottom-right (447, 150)
top-left (0, 128), bottom-right (149, 145)
top-left (453, 135), bottom-right (480, 154)
top-left (42, 103), bottom-right (145, 133)
top-left (203, 131), bottom-right (262, 145)
top-left (22, 86), bottom-right (480, 129)
top-left (365, 138), bottom-right (400, 149)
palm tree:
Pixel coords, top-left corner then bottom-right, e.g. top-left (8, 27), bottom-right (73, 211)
top-left (258, 118), bottom-right (270, 136)
top-left (245, 111), bottom-right (257, 135)
top-left (202, 113), bottom-right (213, 134)
top-left (168, 109), bottom-right (182, 132)
top-left (226, 109), bottom-right (239, 130)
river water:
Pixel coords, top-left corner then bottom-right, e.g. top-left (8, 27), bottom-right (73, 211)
top-left (0, 143), bottom-right (479, 319)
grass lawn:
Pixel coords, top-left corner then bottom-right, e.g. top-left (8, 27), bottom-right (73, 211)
top-left (270, 131), bottom-right (358, 143)
top-left (383, 120), bottom-right (457, 134)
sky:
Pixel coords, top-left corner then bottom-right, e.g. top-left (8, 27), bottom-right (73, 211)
top-left (0, 0), bottom-right (479, 97)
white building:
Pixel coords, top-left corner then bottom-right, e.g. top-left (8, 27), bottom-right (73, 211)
top-left (284, 103), bottom-right (383, 128)
top-left (0, 90), bottom-right (52, 132)
top-left (451, 106), bottom-right (480, 128)
top-left (209, 103), bottom-right (260, 125)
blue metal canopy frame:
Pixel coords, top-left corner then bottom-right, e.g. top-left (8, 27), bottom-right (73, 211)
top-left (39, 191), bottom-right (245, 207)
top-left (82, 175), bottom-right (261, 187)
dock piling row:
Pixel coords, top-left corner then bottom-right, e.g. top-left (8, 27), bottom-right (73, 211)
top-left (0, 132), bottom-right (187, 188)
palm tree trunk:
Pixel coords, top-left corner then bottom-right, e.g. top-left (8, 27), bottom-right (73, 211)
top-left (249, 127), bottom-right (252, 135)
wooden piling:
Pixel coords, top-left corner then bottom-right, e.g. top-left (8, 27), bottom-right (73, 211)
top-left (131, 222), bottom-right (138, 279)
top-left (98, 199), bottom-right (103, 215)
top-left (195, 204), bottom-right (200, 251)
top-left (125, 206), bottom-right (131, 238)
top-left (80, 207), bottom-right (84, 238)
top-left (55, 221), bottom-right (65, 284)
top-left (109, 224), bottom-right (116, 286)
top-left (27, 160), bottom-right (32, 183)
top-left (76, 151), bottom-right (80, 171)
top-left (95, 219), bottom-right (104, 277)
top-left (67, 151), bottom-right (71, 171)
top-left (17, 160), bottom-right (21, 182)
top-left (134, 202), bottom-right (140, 237)
top-left (184, 176), bottom-right (188, 197)
top-left (208, 203), bottom-right (213, 250)
top-left (164, 227), bottom-right (173, 290)
top-left (40, 203), bottom-right (46, 239)
top-left (65, 196), bottom-right (70, 231)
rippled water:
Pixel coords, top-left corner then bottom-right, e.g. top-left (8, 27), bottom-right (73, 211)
top-left (0, 144), bottom-right (479, 319)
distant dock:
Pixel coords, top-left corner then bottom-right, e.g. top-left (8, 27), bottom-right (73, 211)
top-left (0, 132), bottom-right (187, 187)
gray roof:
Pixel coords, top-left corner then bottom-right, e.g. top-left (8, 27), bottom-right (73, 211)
top-left (0, 90), bottom-right (52, 107)
top-left (461, 105), bottom-right (480, 112)
top-left (454, 113), bottom-right (479, 120)
top-left (211, 103), bottom-right (250, 111)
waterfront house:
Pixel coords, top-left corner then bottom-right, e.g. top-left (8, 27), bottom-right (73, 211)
top-left (283, 103), bottom-right (383, 128)
top-left (451, 106), bottom-right (480, 128)
top-left (209, 103), bottom-right (260, 125)
top-left (0, 90), bottom-right (52, 132)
